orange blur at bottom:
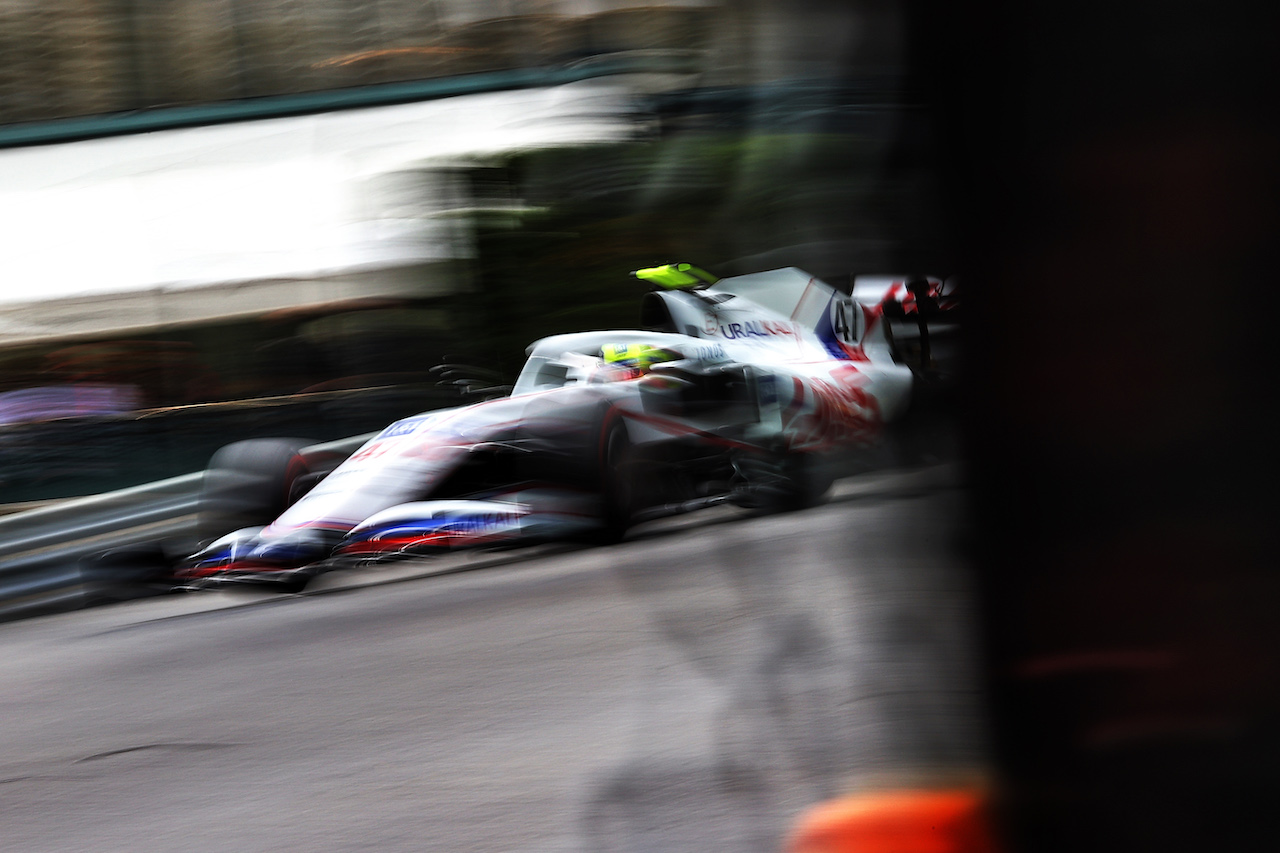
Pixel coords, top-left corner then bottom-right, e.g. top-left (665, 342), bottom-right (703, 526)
top-left (786, 789), bottom-right (999, 853)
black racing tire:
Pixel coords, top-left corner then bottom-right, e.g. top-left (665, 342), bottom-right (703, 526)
top-left (80, 542), bottom-right (183, 602)
top-left (594, 412), bottom-right (637, 545)
top-left (741, 447), bottom-right (834, 513)
top-left (196, 438), bottom-right (312, 544)
top-left (884, 374), bottom-right (960, 469)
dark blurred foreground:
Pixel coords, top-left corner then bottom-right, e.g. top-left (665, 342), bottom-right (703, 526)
top-left (919, 0), bottom-right (1280, 850)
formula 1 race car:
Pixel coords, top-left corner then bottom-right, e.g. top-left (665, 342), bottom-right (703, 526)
top-left (176, 263), bottom-right (921, 591)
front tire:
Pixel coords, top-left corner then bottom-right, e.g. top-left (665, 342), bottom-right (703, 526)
top-left (196, 438), bottom-right (312, 544)
top-left (595, 414), bottom-right (638, 544)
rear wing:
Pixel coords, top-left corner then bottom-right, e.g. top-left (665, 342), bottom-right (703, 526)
top-left (852, 275), bottom-right (959, 318)
top-left (853, 275), bottom-right (961, 376)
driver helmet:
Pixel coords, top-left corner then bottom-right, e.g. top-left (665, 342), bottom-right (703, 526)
top-left (599, 343), bottom-right (677, 379)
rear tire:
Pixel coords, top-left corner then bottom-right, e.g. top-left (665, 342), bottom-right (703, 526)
top-left (774, 451), bottom-right (834, 511)
top-left (732, 447), bottom-right (833, 513)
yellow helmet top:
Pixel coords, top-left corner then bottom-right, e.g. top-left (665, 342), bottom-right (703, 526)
top-left (600, 343), bottom-right (676, 372)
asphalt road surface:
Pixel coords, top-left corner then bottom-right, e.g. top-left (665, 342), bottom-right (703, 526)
top-left (0, 464), bottom-right (983, 852)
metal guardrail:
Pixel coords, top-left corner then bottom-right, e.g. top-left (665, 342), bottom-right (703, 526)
top-left (0, 433), bottom-right (372, 622)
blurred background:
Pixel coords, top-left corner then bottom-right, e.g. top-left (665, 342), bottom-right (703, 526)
top-left (2, 0), bottom-right (1279, 850)
top-left (1, 0), bottom-right (945, 504)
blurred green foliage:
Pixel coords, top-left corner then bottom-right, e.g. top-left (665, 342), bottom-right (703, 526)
top-left (458, 126), bottom-right (937, 374)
